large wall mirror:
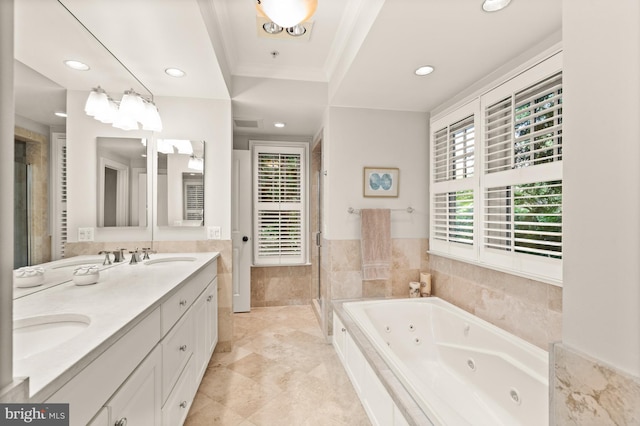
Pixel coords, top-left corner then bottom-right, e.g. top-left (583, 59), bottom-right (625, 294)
top-left (96, 137), bottom-right (148, 227)
top-left (157, 140), bottom-right (205, 227)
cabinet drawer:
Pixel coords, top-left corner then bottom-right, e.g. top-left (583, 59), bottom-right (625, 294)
top-left (161, 261), bottom-right (216, 335)
top-left (162, 310), bottom-right (194, 403)
top-left (162, 356), bottom-right (195, 426)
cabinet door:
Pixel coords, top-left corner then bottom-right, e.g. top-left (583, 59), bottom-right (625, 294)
top-left (193, 285), bottom-right (208, 382)
top-left (206, 278), bottom-right (218, 355)
top-left (107, 345), bottom-right (162, 426)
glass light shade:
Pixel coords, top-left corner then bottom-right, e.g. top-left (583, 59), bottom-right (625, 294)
top-left (188, 157), bottom-right (204, 172)
top-left (257, 0), bottom-right (317, 28)
top-left (84, 88), bottom-right (109, 117)
top-left (119, 90), bottom-right (146, 123)
top-left (157, 139), bottom-right (175, 154)
top-left (112, 108), bottom-right (139, 131)
top-left (171, 140), bottom-right (194, 155)
top-left (95, 99), bottom-right (118, 124)
top-left (141, 102), bottom-right (163, 132)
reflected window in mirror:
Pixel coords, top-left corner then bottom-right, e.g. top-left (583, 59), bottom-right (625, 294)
top-left (96, 137), bottom-right (148, 227)
top-left (157, 140), bottom-right (205, 227)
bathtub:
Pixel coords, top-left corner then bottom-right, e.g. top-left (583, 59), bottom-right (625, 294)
top-left (338, 297), bottom-right (549, 426)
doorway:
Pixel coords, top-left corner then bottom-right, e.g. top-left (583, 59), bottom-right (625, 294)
top-left (310, 137), bottom-right (324, 322)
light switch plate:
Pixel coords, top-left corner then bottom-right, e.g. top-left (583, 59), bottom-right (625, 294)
top-left (207, 226), bottom-right (221, 240)
top-left (78, 227), bottom-right (94, 242)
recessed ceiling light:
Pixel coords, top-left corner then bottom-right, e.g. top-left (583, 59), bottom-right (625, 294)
top-left (54, 111), bottom-right (67, 118)
top-left (482, 0), bottom-right (511, 12)
top-left (415, 65), bottom-right (435, 76)
top-left (263, 22), bottom-right (283, 34)
top-left (64, 60), bottom-right (90, 71)
top-left (165, 68), bottom-right (186, 78)
top-left (274, 122), bottom-right (286, 128)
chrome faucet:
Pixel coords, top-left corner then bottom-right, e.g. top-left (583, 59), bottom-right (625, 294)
top-left (99, 250), bottom-right (112, 265)
top-left (141, 248), bottom-right (156, 260)
top-left (113, 248), bottom-right (127, 263)
top-left (129, 249), bottom-right (141, 265)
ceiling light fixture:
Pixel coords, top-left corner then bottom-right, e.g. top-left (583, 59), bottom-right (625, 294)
top-left (165, 67), bottom-right (186, 78)
top-left (286, 24), bottom-right (307, 37)
top-left (84, 87), bottom-right (162, 132)
top-left (274, 122), bottom-right (286, 128)
top-left (262, 22), bottom-right (283, 34)
top-left (64, 60), bottom-right (90, 71)
top-left (256, 0), bottom-right (317, 28)
top-left (415, 65), bottom-right (435, 76)
top-left (482, 0), bottom-right (511, 12)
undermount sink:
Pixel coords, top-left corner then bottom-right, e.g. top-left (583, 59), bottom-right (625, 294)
top-left (14, 314), bottom-right (91, 360)
top-left (143, 256), bottom-right (197, 265)
top-left (49, 257), bottom-right (104, 270)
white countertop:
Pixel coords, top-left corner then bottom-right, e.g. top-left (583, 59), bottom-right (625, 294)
top-left (13, 252), bottom-right (219, 401)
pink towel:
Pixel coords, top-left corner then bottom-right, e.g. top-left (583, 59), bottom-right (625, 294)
top-left (360, 209), bottom-right (391, 281)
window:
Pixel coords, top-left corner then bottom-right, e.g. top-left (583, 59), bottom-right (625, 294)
top-left (431, 102), bottom-right (479, 260)
top-left (252, 142), bottom-right (308, 266)
top-left (430, 53), bottom-right (563, 283)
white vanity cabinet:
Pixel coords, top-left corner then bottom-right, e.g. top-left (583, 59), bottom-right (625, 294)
top-left (42, 255), bottom-right (219, 426)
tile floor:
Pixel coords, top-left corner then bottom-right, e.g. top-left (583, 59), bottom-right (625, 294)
top-left (185, 305), bottom-right (371, 426)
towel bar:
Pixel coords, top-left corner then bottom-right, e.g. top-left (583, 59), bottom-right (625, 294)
top-left (347, 207), bottom-right (414, 215)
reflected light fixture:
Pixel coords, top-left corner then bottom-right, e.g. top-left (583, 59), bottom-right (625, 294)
top-left (274, 122), bottom-right (286, 128)
top-left (54, 112), bottom-right (67, 118)
top-left (188, 156), bottom-right (204, 172)
top-left (256, 0), bottom-right (317, 28)
top-left (84, 87), bottom-right (163, 132)
top-left (64, 59), bottom-right (90, 71)
top-left (482, 0), bottom-right (511, 12)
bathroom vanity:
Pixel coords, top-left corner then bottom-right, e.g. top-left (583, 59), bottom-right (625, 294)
top-left (13, 252), bottom-right (219, 426)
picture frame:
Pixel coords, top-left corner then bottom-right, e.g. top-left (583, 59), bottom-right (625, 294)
top-left (363, 167), bottom-right (399, 197)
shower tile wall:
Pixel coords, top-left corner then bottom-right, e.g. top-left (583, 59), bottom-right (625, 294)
top-left (429, 254), bottom-right (562, 350)
top-left (552, 343), bottom-right (640, 425)
top-left (66, 240), bottom-right (234, 352)
top-left (250, 265), bottom-right (313, 307)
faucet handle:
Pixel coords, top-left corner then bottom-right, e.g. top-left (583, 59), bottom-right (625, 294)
top-left (141, 248), bottom-right (156, 260)
top-left (113, 248), bottom-right (127, 263)
top-left (129, 249), bottom-right (140, 265)
top-left (98, 250), bottom-right (112, 265)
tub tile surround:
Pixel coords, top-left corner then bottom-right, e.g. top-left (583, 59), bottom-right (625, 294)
top-left (429, 254), bottom-right (562, 350)
top-left (66, 239), bottom-right (234, 351)
top-left (552, 343), bottom-right (640, 425)
top-left (319, 238), bottom-right (428, 339)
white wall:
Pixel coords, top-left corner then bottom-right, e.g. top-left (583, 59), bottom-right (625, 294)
top-left (66, 91), bottom-right (233, 242)
top-left (324, 106), bottom-right (429, 240)
top-left (563, 0), bottom-right (640, 376)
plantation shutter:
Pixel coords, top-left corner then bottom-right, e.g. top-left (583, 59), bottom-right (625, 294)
top-left (253, 144), bottom-right (306, 265)
top-left (51, 133), bottom-right (67, 260)
top-left (430, 103), bottom-right (479, 260)
top-left (480, 56), bottom-right (563, 281)
top-left (183, 180), bottom-right (204, 222)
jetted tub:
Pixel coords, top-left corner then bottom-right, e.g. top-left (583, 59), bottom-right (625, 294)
top-left (340, 297), bottom-right (549, 425)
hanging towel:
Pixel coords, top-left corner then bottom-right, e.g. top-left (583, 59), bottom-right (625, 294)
top-left (360, 209), bottom-right (391, 281)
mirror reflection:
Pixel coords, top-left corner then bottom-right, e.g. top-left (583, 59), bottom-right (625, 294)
top-left (157, 140), bottom-right (205, 227)
top-left (96, 137), bottom-right (148, 227)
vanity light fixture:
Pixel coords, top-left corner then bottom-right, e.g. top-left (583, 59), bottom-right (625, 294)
top-left (482, 0), bottom-right (511, 12)
top-left (64, 59), bottom-right (90, 71)
top-left (188, 155), bottom-right (204, 172)
top-left (84, 87), bottom-right (163, 132)
top-left (415, 65), bottom-right (435, 76)
top-left (274, 122), bottom-right (286, 128)
top-left (256, 0), bottom-right (317, 28)
top-left (165, 67), bottom-right (186, 78)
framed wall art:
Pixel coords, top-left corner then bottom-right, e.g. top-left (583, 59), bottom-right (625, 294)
top-left (363, 167), bottom-right (399, 197)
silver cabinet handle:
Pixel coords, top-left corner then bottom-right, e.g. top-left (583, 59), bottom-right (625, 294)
top-left (179, 401), bottom-right (187, 408)
top-left (342, 328), bottom-right (346, 332)
top-left (207, 295), bottom-right (213, 302)
top-left (115, 418), bottom-right (127, 426)
top-left (179, 299), bottom-right (187, 307)
top-left (179, 344), bottom-right (187, 351)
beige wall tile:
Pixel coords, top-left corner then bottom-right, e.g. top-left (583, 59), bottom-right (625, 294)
top-left (329, 240), bottom-right (361, 272)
